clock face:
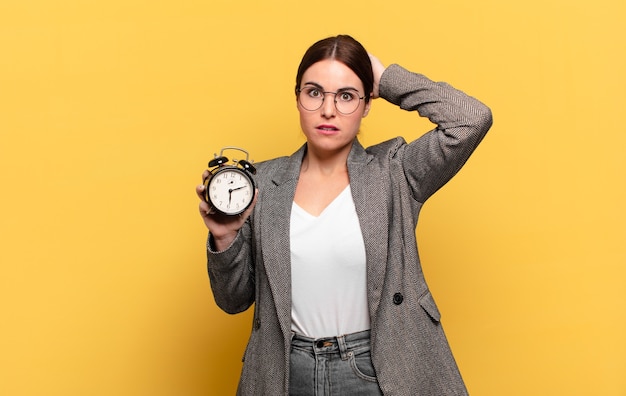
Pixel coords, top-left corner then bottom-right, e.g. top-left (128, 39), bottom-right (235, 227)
top-left (207, 167), bottom-right (254, 215)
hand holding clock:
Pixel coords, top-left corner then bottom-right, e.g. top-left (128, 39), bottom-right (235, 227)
top-left (197, 169), bottom-right (258, 251)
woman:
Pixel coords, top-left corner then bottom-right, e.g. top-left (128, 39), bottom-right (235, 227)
top-left (197, 35), bottom-right (492, 395)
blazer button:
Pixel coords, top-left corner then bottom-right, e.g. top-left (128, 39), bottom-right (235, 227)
top-left (393, 292), bottom-right (404, 305)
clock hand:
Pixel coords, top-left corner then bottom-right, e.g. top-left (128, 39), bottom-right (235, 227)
top-left (228, 186), bottom-right (247, 206)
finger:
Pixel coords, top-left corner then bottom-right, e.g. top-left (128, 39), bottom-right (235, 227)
top-left (199, 200), bottom-right (212, 216)
top-left (196, 184), bottom-right (207, 201)
top-left (201, 169), bottom-right (210, 181)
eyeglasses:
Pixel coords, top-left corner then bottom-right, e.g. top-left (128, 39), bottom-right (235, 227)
top-left (296, 86), bottom-right (365, 115)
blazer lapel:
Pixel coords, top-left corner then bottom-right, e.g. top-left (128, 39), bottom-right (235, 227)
top-left (347, 140), bottom-right (389, 321)
top-left (260, 145), bottom-right (305, 338)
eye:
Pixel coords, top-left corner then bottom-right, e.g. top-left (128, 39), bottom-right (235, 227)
top-left (338, 90), bottom-right (357, 102)
top-left (305, 87), bottom-right (322, 98)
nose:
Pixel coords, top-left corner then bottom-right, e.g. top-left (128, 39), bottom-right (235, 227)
top-left (320, 93), bottom-right (336, 118)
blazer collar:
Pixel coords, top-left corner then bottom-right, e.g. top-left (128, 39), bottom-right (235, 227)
top-left (270, 143), bottom-right (307, 186)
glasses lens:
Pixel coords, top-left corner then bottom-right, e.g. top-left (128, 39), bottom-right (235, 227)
top-left (298, 87), bottom-right (323, 111)
top-left (335, 90), bottom-right (360, 114)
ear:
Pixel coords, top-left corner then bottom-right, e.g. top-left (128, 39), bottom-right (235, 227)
top-left (362, 97), bottom-right (372, 118)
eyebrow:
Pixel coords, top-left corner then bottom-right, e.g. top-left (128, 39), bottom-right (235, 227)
top-left (302, 81), bottom-right (360, 92)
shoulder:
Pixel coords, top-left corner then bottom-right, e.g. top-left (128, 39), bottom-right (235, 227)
top-left (252, 156), bottom-right (290, 185)
top-left (347, 138), bottom-right (411, 170)
top-left (255, 155), bottom-right (291, 172)
top-left (363, 137), bottom-right (408, 160)
top-left (251, 144), bottom-right (306, 185)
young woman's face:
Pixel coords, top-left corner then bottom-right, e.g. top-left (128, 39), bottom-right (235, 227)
top-left (297, 59), bottom-right (370, 156)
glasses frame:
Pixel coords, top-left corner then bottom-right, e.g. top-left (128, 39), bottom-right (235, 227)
top-left (296, 86), bottom-right (365, 115)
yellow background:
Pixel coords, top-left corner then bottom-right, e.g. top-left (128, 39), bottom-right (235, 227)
top-left (1, 0), bottom-right (624, 395)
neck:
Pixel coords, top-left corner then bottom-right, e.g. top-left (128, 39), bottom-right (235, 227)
top-left (301, 144), bottom-right (352, 176)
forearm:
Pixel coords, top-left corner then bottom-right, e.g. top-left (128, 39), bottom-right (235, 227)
top-left (207, 227), bottom-right (255, 314)
top-left (380, 64), bottom-right (492, 133)
top-left (379, 64), bottom-right (493, 202)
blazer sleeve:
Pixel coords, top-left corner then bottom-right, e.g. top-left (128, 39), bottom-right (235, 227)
top-left (206, 220), bottom-right (255, 314)
top-left (379, 64), bottom-right (493, 203)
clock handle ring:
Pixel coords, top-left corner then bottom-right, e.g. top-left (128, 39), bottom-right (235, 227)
top-left (219, 146), bottom-right (251, 162)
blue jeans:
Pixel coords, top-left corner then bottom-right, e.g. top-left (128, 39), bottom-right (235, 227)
top-left (289, 330), bottom-right (383, 396)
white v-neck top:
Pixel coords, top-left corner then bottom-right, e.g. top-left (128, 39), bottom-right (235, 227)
top-left (290, 185), bottom-right (369, 338)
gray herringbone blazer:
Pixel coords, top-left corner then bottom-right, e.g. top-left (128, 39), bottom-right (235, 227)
top-left (207, 64), bottom-right (493, 395)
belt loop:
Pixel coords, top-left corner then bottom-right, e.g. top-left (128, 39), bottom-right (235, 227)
top-left (337, 334), bottom-right (349, 361)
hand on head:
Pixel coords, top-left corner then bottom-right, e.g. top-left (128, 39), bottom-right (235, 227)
top-left (368, 53), bottom-right (385, 99)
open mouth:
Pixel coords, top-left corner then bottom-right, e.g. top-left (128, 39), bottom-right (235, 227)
top-left (317, 124), bottom-right (339, 132)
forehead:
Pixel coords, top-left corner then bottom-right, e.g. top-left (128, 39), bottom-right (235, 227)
top-left (301, 59), bottom-right (364, 91)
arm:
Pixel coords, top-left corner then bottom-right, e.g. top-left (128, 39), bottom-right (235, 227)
top-left (196, 177), bottom-right (257, 314)
top-left (206, 220), bottom-right (256, 314)
top-left (377, 63), bottom-right (493, 202)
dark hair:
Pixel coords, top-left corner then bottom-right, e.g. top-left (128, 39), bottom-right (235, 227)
top-left (295, 35), bottom-right (373, 103)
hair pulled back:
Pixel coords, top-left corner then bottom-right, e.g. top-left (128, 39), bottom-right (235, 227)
top-left (295, 35), bottom-right (373, 103)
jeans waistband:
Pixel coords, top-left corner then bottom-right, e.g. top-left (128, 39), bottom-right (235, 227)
top-left (291, 329), bottom-right (371, 360)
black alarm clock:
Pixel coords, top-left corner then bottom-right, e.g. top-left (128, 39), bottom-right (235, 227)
top-left (203, 147), bottom-right (256, 216)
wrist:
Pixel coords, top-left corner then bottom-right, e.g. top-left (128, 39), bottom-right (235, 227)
top-left (210, 231), bottom-right (238, 252)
